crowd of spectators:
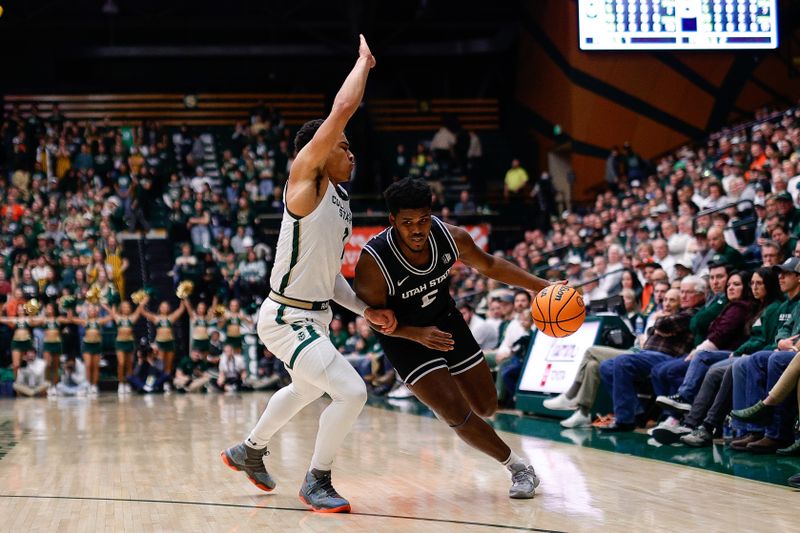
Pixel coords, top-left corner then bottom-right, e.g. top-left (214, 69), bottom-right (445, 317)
top-left (2, 95), bottom-right (799, 487)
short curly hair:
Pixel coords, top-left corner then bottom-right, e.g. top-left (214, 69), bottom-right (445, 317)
top-left (383, 178), bottom-right (432, 215)
top-left (294, 118), bottom-right (325, 155)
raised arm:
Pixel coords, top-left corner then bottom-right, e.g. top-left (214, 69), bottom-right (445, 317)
top-left (169, 303), bottom-right (186, 323)
top-left (447, 223), bottom-right (555, 294)
top-left (285, 35), bottom-right (375, 217)
top-left (182, 298), bottom-right (195, 319)
top-left (139, 304), bottom-right (158, 323)
top-left (130, 303), bottom-right (145, 324)
top-left (101, 302), bottom-right (116, 320)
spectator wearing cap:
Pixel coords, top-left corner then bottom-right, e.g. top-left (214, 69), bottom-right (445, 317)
top-left (565, 257), bottom-right (583, 286)
top-left (729, 257), bottom-right (800, 452)
top-left (673, 257), bottom-right (693, 281)
top-left (599, 276), bottom-right (707, 431)
top-left (774, 192), bottom-right (800, 237)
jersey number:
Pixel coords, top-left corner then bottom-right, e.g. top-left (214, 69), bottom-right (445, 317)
top-left (340, 227), bottom-right (350, 260)
top-left (421, 290), bottom-right (437, 308)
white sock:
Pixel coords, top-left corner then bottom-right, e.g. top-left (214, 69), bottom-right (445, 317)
top-left (501, 450), bottom-right (527, 471)
top-left (245, 437), bottom-right (267, 450)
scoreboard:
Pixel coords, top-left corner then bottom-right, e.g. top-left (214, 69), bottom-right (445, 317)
top-left (578, 0), bottom-right (779, 50)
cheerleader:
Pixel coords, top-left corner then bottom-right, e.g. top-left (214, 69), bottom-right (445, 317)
top-left (71, 303), bottom-right (114, 396)
top-left (221, 299), bottom-right (252, 356)
top-left (0, 304), bottom-right (37, 378)
top-left (41, 302), bottom-right (69, 395)
top-left (105, 300), bottom-right (145, 395)
top-left (182, 298), bottom-right (213, 358)
top-left (140, 296), bottom-right (185, 379)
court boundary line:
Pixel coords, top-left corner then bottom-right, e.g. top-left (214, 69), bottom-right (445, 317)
top-left (0, 494), bottom-right (566, 532)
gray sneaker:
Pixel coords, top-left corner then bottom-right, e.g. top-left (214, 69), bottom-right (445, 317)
top-left (509, 464), bottom-right (540, 499)
top-left (220, 442), bottom-right (276, 492)
top-left (298, 469), bottom-right (351, 513)
top-left (680, 426), bottom-right (713, 447)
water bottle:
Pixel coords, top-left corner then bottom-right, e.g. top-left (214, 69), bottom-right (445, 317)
top-left (634, 315), bottom-right (644, 336)
top-left (723, 415), bottom-right (733, 446)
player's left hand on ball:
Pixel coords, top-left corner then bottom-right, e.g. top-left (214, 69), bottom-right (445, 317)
top-left (365, 308), bottom-right (397, 334)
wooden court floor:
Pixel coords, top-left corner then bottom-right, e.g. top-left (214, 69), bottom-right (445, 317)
top-left (0, 393), bottom-right (796, 533)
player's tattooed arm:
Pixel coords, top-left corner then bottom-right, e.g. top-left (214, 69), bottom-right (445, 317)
top-left (445, 223), bottom-right (558, 294)
top-left (354, 253), bottom-right (453, 351)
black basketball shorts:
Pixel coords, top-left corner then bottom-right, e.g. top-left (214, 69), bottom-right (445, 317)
top-left (377, 309), bottom-right (484, 385)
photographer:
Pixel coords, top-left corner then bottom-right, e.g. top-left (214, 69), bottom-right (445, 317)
top-left (127, 338), bottom-right (170, 394)
top-left (56, 356), bottom-right (89, 396)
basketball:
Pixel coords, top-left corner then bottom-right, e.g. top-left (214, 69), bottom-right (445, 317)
top-left (531, 285), bottom-right (585, 338)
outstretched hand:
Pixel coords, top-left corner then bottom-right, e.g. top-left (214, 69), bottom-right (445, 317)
top-left (365, 307), bottom-right (397, 334)
top-left (359, 34), bottom-right (376, 69)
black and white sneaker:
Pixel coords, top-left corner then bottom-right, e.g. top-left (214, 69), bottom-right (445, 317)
top-left (655, 394), bottom-right (692, 413)
top-left (651, 418), bottom-right (692, 445)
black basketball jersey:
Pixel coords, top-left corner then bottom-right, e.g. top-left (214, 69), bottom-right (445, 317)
top-left (363, 216), bottom-right (459, 326)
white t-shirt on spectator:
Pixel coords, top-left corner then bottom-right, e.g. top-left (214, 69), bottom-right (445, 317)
top-left (583, 286), bottom-right (608, 306)
top-left (496, 319), bottom-right (528, 359)
top-left (668, 233), bottom-right (691, 258)
top-left (788, 174), bottom-right (800, 203)
top-left (17, 359), bottom-right (46, 388)
top-left (220, 353), bottom-right (246, 379)
top-left (468, 314), bottom-right (498, 351)
top-left (600, 262), bottom-right (624, 295)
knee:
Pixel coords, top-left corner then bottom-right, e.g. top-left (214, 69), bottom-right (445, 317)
top-left (473, 395), bottom-right (498, 418)
top-left (599, 358), bottom-right (614, 378)
top-left (339, 379), bottom-right (367, 407)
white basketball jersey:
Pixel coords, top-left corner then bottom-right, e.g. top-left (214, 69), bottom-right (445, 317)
top-left (269, 180), bottom-right (353, 302)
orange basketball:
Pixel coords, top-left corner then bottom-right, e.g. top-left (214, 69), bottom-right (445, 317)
top-left (531, 285), bottom-right (586, 338)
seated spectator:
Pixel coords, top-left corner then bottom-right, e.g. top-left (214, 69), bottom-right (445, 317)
top-left (676, 265), bottom-right (791, 448)
top-left (497, 311), bottom-right (533, 407)
top-left (458, 301), bottom-right (498, 351)
top-left (56, 356), bottom-right (89, 397)
top-left (127, 340), bottom-right (170, 394)
top-left (453, 190), bottom-right (477, 216)
top-left (731, 348), bottom-right (800, 460)
top-left (344, 317), bottom-right (383, 377)
top-left (651, 270), bottom-right (757, 414)
top-left (329, 315), bottom-right (349, 353)
top-left (174, 349), bottom-right (212, 393)
top-left (216, 344), bottom-right (248, 392)
top-left (246, 347), bottom-right (289, 390)
top-left (12, 349), bottom-right (49, 397)
top-left (598, 276), bottom-right (707, 431)
top-left (544, 288), bottom-right (681, 428)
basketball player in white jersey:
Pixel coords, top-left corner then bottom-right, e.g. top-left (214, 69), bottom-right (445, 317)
top-left (221, 35), bottom-right (397, 513)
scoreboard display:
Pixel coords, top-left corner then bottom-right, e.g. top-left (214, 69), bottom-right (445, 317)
top-left (578, 0), bottom-right (779, 50)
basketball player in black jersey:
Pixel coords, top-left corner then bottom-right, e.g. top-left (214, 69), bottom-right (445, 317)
top-left (354, 177), bottom-right (563, 499)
